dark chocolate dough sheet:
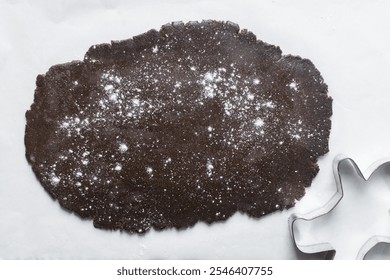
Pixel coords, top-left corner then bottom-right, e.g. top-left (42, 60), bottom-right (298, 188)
top-left (25, 20), bottom-right (332, 233)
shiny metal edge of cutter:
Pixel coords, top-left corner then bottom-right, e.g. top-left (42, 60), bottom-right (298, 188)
top-left (289, 154), bottom-right (390, 260)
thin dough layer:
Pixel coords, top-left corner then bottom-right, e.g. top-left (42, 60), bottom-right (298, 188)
top-left (25, 21), bottom-right (332, 233)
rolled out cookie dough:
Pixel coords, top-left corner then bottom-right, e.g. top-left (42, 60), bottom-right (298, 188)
top-left (25, 21), bottom-right (332, 233)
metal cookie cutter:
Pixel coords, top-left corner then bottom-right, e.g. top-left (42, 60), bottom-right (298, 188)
top-left (289, 154), bottom-right (390, 259)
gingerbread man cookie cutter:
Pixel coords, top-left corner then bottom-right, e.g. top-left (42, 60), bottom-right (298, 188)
top-left (289, 154), bottom-right (390, 259)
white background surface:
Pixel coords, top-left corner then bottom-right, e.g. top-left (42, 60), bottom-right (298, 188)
top-left (1, 0), bottom-right (390, 259)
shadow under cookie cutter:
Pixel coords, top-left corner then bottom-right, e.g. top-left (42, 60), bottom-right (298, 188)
top-left (289, 154), bottom-right (390, 259)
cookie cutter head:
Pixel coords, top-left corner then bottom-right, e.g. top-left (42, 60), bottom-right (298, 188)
top-left (289, 154), bottom-right (390, 259)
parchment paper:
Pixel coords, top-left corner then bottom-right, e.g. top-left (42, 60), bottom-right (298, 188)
top-left (1, 0), bottom-right (390, 259)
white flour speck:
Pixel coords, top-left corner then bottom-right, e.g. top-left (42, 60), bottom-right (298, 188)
top-left (254, 117), bottom-right (264, 127)
top-left (50, 174), bottom-right (60, 186)
top-left (109, 92), bottom-right (118, 102)
top-left (119, 143), bottom-right (128, 153)
top-left (223, 101), bottom-right (233, 116)
top-left (204, 72), bottom-right (215, 81)
top-left (109, 93), bottom-right (118, 102)
top-left (115, 164), bottom-right (122, 171)
top-left (206, 159), bottom-right (214, 177)
top-left (263, 101), bottom-right (275, 108)
top-left (146, 166), bottom-right (153, 175)
top-left (114, 76), bottom-right (121, 83)
top-left (289, 80), bottom-right (298, 91)
top-left (104, 84), bottom-right (114, 92)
